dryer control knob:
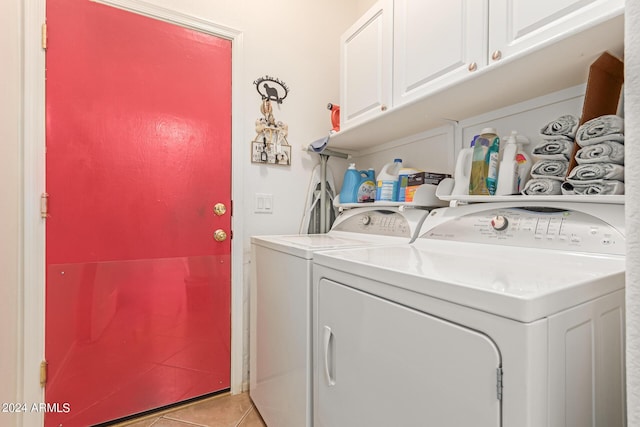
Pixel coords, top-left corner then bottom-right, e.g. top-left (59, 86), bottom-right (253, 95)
top-left (491, 215), bottom-right (508, 231)
top-left (361, 216), bottom-right (371, 225)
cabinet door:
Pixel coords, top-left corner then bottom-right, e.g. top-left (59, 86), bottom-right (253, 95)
top-left (489, 0), bottom-right (624, 64)
top-left (315, 279), bottom-right (501, 427)
top-left (393, 0), bottom-right (487, 107)
top-left (340, 0), bottom-right (393, 130)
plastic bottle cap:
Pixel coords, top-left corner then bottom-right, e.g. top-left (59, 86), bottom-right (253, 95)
top-left (348, 163), bottom-right (356, 168)
top-left (480, 127), bottom-right (497, 135)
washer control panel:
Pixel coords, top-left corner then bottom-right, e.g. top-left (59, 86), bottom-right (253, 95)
top-left (422, 207), bottom-right (624, 255)
top-left (333, 210), bottom-right (412, 237)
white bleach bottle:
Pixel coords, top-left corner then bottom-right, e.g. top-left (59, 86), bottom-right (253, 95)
top-left (376, 158), bottom-right (403, 201)
top-left (496, 131), bottom-right (531, 195)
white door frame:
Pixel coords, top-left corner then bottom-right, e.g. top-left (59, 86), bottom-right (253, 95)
top-left (22, 2), bottom-right (245, 425)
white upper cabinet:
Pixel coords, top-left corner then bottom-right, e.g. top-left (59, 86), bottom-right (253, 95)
top-left (340, 0), bottom-right (393, 129)
top-left (488, 0), bottom-right (624, 65)
top-left (393, 0), bottom-right (487, 107)
top-left (332, 0), bottom-right (623, 150)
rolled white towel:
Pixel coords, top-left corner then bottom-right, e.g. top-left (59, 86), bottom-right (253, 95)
top-left (539, 115), bottom-right (578, 140)
top-left (566, 163), bottom-right (624, 182)
top-left (521, 178), bottom-right (562, 195)
top-left (530, 159), bottom-right (569, 180)
top-left (561, 180), bottom-right (624, 195)
top-left (531, 139), bottom-right (574, 160)
top-left (576, 115), bottom-right (624, 146)
top-left (575, 140), bottom-right (625, 165)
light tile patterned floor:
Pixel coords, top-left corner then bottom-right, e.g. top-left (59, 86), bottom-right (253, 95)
top-left (110, 392), bottom-right (266, 427)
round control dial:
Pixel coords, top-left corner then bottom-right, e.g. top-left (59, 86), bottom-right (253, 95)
top-left (361, 216), bottom-right (371, 225)
top-left (490, 215), bottom-right (509, 231)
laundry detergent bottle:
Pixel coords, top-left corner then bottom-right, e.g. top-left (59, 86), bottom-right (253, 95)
top-left (452, 136), bottom-right (477, 196)
top-left (469, 128), bottom-right (499, 195)
top-left (339, 163), bottom-right (360, 203)
top-left (376, 158), bottom-right (403, 201)
top-left (357, 169), bottom-right (376, 202)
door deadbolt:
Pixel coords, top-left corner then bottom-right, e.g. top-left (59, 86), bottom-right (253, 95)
top-left (214, 229), bottom-right (227, 242)
top-left (214, 203), bottom-right (227, 216)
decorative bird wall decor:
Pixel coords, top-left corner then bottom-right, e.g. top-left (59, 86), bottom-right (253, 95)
top-left (251, 76), bottom-right (291, 166)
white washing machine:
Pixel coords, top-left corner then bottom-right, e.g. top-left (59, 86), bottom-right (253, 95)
top-left (312, 201), bottom-right (625, 427)
top-left (250, 206), bottom-right (431, 427)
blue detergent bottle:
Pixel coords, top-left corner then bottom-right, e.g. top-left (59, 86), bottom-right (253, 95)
top-left (340, 163), bottom-right (361, 204)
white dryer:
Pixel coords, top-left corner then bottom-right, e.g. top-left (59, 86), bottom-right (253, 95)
top-left (312, 201), bottom-right (625, 427)
top-left (250, 206), bottom-right (430, 427)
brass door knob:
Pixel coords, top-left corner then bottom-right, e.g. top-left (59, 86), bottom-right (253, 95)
top-left (491, 50), bottom-right (502, 61)
top-left (213, 229), bottom-right (227, 242)
top-left (214, 203), bottom-right (227, 216)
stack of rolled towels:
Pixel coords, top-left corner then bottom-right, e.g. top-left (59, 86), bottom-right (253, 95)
top-left (521, 115), bottom-right (578, 195)
top-left (561, 114), bottom-right (625, 195)
top-left (521, 114), bottom-right (625, 195)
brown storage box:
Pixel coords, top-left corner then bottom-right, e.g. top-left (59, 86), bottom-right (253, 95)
top-left (568, 51), bottom-right (624, 173)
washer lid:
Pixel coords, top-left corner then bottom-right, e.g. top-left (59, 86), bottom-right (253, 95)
top-left (251, 234), bottom-right (381, 259)
top-left (313, 241), bottom-right (624, 322)
top-left (250, 207), bottom-right (430, 259)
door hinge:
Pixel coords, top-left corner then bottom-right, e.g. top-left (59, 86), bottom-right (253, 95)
top-left (40, 193), bottom-right (49, 218)
top-left (40, 360), bottom-right (48, 387)
top-left (41, 23), bottom-right (47, 50)
top-left (496, 367), bottom-right (503, 401)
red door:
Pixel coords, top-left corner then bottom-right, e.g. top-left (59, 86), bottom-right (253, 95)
top-left (45, 1), bottom-right (232, 425)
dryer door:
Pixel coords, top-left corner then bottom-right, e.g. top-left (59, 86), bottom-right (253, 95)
top-left (315, 279), bottom-right (502, 427)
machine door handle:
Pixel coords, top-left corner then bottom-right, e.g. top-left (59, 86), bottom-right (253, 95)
top-left (323, 325), bottom-right (336, 386)
top-left (213, 229), bottom-right (227, 242)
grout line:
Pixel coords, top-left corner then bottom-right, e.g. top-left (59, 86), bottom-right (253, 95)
top-left (159, 415), bottom-right (210, 427)
top-left (234, 405), bottom-right (255, 427)
top-left (110, 393), bottom-right (232, 426)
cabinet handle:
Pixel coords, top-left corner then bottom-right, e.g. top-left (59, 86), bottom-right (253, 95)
top-left (380, 105), bottom-right (387, 112)
top-left (323, 326), bottom-right (336, 386)
top-left (491, 50), bottom-right (502, 61)
top-left (468, 62), bottom-right (478, 72)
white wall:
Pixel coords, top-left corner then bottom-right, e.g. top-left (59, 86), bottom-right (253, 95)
top-left (625, 0), bottom-right (640, 424)
top-left (352, 125), bottom-right (454, 179)
top-left (0, 0), bottom-right (22, 425)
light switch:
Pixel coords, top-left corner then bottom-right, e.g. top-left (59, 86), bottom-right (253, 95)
top-left (255, 193), bottom-right (273, 214)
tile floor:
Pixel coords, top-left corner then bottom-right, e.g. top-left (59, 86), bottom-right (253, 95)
top-left (110, 392), bottom-right (267, 427)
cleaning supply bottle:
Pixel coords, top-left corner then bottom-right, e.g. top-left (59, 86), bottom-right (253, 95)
top-left (339, 163), bottom-right (360, 203)
top-left (398, 167), bottom-right (421, 202)
top-left (514, 137), bottom-right (531, 192)
top-left (357, 168), bottom-right (376, 202)
top-left (451, 136), bottom-right (477, 196)
top-left (486, 133), bottom-right (501, 195)
top-left (376, 158), bottom-right (403, 201)
top-left (496, 131), bottom-right (531, 195)
top-left (469, 128), bottom-right (499, 195)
